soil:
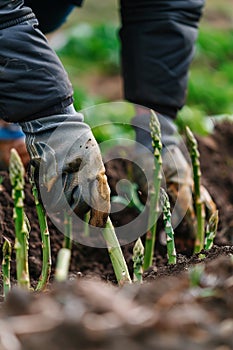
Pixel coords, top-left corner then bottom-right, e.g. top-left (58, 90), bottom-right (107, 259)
top-left (0, 121), bottom-right (233, 350)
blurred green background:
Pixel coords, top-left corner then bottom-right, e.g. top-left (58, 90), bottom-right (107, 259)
top-left (49, 0), bottom-right (233, 138)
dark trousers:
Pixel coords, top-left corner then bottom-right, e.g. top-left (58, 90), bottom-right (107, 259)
top-left (19, 0), bottom-right (206, 119)
top-left (24, 0), bottom-right (76, 34)
top-left (120, 0), bottom-right (205, 118)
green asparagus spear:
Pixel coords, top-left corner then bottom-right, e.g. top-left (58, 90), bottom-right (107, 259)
top-left (185, 127), bottom-right (205, 253)
top-left (144, 110), bottom-right (163, 270)
top-left (54, 212), bottom-right (73, 284)
top-left (9, 149), bottom-right (30, 289)
top-left (133, 238), bottom-right (144, 283)
top-left (55, 248), bottom-right (71, 282)
top-left (63, 211), bottom-right (73, 250)
top-left (30, 178), bottom-right (52, 291)
top-left (161, 189), bottom-right (177, 264)
top-left (204, 210), bottom-right (219, 250)
top-left (103, 218), bottom-right (132, 285)
top-left (2, 237), bottom-right (12, 297)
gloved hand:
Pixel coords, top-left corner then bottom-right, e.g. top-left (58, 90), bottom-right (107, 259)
top-left (131, 111), bottom-right (194, 224)
top-left (131, 109), bottom-right (216, 234)
top-left (130, 138), bottom-right (195, 231)
top-left (20, 105), bottom-right (110, 228)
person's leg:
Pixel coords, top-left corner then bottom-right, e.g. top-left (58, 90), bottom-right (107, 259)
top-left (24, 0), bottom-right (77, 34)
top-left (119, 0), bottom-right (205, 229)
top-left (0, 0), bottom-right (77, 169)
top-left (0, 0), bottom-right (81, 169)
top-left (119, 0), bottom-right (205, 119)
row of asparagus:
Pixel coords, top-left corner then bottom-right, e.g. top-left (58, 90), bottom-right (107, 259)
top-left (1, 112), bottom-right (218, 297)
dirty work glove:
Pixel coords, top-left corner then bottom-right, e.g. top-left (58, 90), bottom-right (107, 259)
top-left (20, 105), bottom-right (110, 228)
top-left (163, 144), bottom-right (216, 232)
top-left (132, 111), bottom-right (215, 233)
top-left (132, 112), bottom-right (194, 223)
top-left (131, 109), bottom-right (195, 232)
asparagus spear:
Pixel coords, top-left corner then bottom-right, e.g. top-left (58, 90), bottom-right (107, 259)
top-left (204, 210), bottom-right (219, 250)
top-left (133, 238), bottom-right (144, 283)
top-left (161, 189), bottom-right (177, 264)
top-left (144, 110), bottom-right (163, 270)
top-left (63, 211), bottom-right (73, 250)
top-left (55, 248), bottom-right (71, 282)
top-left (9, 149), bottom-right (30, 289)
top-left (83, 212), bottom-right (90, 237)
top-left (103, 218), bottom-right (132, 285)
top-left (54, 212), bottom-right (73, 283)
top-left (30, 177), bottom-right (52, 291)
top-left (185, 127), bottom-right (205, 253)
top-left (2, 237), bottom-right (12, 297)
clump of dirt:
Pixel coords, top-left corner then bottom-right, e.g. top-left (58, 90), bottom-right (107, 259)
top-left (0, 121), bottom-right (233, 350)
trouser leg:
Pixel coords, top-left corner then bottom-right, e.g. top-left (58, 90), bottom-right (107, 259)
top-left (119, 0), bottom-right (205, 119)
top-left (119, 1), bottom-right (205, 230)
top-left (0, 15), bottom-right (73, 122)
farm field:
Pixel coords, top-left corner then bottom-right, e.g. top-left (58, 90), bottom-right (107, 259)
top-left (0, 120), bottom-right (233, 349)
top-left (0, 1), bottom-right (233, 349)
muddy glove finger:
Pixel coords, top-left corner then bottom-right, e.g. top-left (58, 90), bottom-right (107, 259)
top-left (88, 169), bottom-right (110, 227)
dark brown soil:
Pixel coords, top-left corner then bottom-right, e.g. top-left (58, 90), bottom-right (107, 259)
top-left (0, 121), bottom-right (233, 349)
top-left (197, 122), bottom-right (233, 245)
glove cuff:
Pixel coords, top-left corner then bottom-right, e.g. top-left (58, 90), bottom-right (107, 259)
top-left (19, 104), bottom-right (84, 134)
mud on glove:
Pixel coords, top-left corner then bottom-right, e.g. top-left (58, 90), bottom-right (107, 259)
top-left (20, 105), bottom-right (110, 228)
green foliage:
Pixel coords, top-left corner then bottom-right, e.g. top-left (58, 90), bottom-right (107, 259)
top-left (187, 67), bottom-right (233, 115)
top-left (73, 86), bottom-right (104, 112)
top-left (57, 23), bottom-right (120, 74)
top-left (186, 27), bottom-right (233, 120)
top-left (176, 27), bottom-right (233, 135)
top-left (176, 106), bottom-right (211, 136)
top-left (81, 102), bottom-right (136, 148)
top-left (195, 28), bottom-right (233, 65)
